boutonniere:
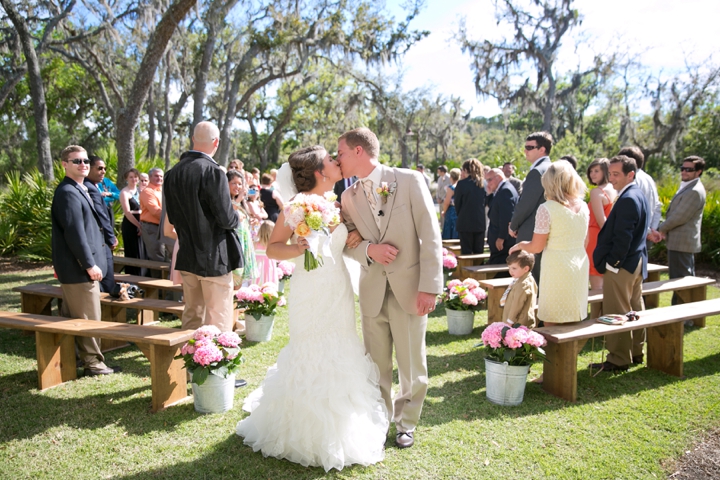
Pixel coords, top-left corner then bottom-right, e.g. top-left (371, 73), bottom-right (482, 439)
top-left (376, 182), bottom-right (397, 204)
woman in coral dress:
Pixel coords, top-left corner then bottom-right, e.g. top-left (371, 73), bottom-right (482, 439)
top-left (585, 158), bottom-right (617, 290)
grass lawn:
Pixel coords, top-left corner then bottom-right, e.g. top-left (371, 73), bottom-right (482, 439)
top-left (0, 265), bottom-right (719, 479)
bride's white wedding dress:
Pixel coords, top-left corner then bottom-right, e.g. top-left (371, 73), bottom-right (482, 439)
top-left (236, 223), bottom-right (388, 472)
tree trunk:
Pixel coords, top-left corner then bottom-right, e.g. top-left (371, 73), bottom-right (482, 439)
top-left (163, 53), bottom-right (173, 170)
top-left (115, 0), bottom-right (197, 183)
top-left (543, 74), bottom-right (557, 134)
top-left (147, 82), bottom-right (157, 159)
top-left (1, 0), bottom-right (54, 180)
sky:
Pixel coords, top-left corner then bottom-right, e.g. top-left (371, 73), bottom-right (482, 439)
top-left (383, 0), bottom-right (720, 117)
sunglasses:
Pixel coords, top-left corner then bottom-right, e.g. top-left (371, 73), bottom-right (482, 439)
top-left (69, 158), bottom-right (90, 165)
top-left (524, 145), bottom-right (540, 151)
top-left (679, 167), bottom-right (696, 172)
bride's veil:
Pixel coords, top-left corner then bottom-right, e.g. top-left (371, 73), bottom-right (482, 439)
top-left (275, 162), bottom-right (298, 202)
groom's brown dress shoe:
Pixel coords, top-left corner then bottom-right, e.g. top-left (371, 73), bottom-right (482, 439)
top-left (396, 432), bottom-right (414, 448)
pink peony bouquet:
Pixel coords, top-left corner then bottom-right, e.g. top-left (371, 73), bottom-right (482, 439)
top-left (441, 278), bottom-right (487, 312)
top-left (283, 192), bottom-right (341, 271)
top-left (442, 248), bottom-right (458, 274)
top-left (480, 322), bottom-right (547, 366)
top-left (235, 282), bottom-right (286, 317)
top-left (277, 260), bottom-right (295, 282)
top-left (174, 325), bottom-right (243, 385)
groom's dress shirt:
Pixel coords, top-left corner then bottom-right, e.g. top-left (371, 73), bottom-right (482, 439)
top-left (360, 167), bottom-right (383, 229)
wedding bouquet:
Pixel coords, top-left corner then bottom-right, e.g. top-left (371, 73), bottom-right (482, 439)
top-left (235, 282), bottom-right (286, 317)
top-left (442, 248), bottom-right (458, 275)
top-left (480, 322), bottom-right (547, 366)
top-left (283, 192), bottom-right (341, 271)
top-left (175, 325), bottom-right (242, 385)
top-left (277, 260), bottom-right (295, 281)
top-left (441, 278), bottom-right (487, 312)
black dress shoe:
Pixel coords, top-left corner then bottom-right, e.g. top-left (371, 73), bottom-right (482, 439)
top-left (84, 366), bottom-right (122, 376)
top-left (234, 378), bottom-right (248, 388)
top-left (632, 355), bottom-right (644, 365)
top-left (396, 431), bottom-right (414, 448)
top-left (588, 361), bottom-right (629, 372)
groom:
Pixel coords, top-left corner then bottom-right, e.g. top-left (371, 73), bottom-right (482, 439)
top-left (337, 127), bottom-right (443, 449)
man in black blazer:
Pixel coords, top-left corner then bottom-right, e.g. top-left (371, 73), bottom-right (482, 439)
top-left (485, 168), bottom-right (519, 265)
top-left (52, 145), bottom-right (119, 376)
top-left (454, 159), bottom-right (486, 254)
top-left (509, 131), bottom-right (553, 284)
top-left (85, 156), bottom-right (117, 293)
top-left (592, 155), bottom-right (650, 372)
top-left (164, 121), bottom-right (242, 333)
top-left (333, 176), bottom-right (357, 202)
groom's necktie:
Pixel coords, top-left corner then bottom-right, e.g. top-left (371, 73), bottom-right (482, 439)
top-left (362, 179), bottom-right (377, 207)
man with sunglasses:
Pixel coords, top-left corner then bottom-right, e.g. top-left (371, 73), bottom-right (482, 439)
top-left (650, 156), bottom-right (706, 307)
top-left (509, 131), bottom-right (553, 284)
top-left (85, 155), bottom-right (118, 294)
top-left (51, 145), bottom-right (120, 376)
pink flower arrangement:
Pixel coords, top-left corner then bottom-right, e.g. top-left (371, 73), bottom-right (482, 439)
top-left (442, 248), bottom-right (458, 274)
top-left (236, 282), bottom-right (286, 317)
top-left (480, 322), bottom-right (547, 366)
top-left (175, 327), bottom-right (243, 385)
top-left (277, 261), bottom-right (295, 281)
top-left (441, 278), bottom-right (487, 312)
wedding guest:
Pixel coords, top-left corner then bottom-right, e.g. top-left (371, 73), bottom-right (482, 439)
top-left (259, 173), bottom-right (283, 222)
top-left (246, 182), bottom-right (268, 236)
top-left (441, 168), bottom-right (460, 239)
top-left (139, 172), bottom-right (149, 191)
top-left (119, 168), bottom-right (146, 275)
top-left (416, 164), bottom-right (431, 189)
top-left (586, 158), bottom-right (616, 290)
top-left (454, 158), bottom-right (486, 254)
top-left (254, 220), bottom-right (279, 287)
top-left (559, 154), bottom-right (578, 171)
top-left (251, 167), bottom-right (260, 185)
top-left (228, 170), bottom-right (258, 287)
top-left (85, 156), bottom-right (118, 293)
top-left (503, 162), bottom-right (523, 196)
top-left (485, 168), bottom-right (518, 265)
top-left (500, 251), bottom-right (537, 328)
top-left (228, 159), bottom-right (242, 171)
top-left (436, 165), bottom-right (452, 205)
top-left (618, 146), bottom-right (661, 241)
top-left (139, 168), bottom-right (166, 269)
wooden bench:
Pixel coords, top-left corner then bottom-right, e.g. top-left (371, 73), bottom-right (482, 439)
top-left (114, 274), bottom-right (184, 323)
top-left (13, 284), bottom-right (184, 337)
top-left (479, 275), bottom-right (712, 326)
top-left (0, 311), bottom-right (192, 412)
top-left (112, 256), bottom-right (171, 279)
top-left (451, 253), bottom-right (490, 279)
top-left (535, 298), bottom-right (720, 402)
top-left (465, 262), bottom-right (668, 283)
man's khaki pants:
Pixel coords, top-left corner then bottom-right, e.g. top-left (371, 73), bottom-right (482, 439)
top-left (179, 271), bottom-right (234, 332)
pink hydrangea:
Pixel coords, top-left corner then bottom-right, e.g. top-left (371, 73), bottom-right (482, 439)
top-left (461, 292), bottom-right (478, 306)
top-left (181, 342), bottom-right (196, 356)
top-left (193, 325), bottom-right (221, 341)
top-left (525, 330), bottom-right (547, 348)
top-left (447, 279), bottom-right (462, 290)
top-left (504, 327), bottom-right (529, 349)
top-left (442, 248), bottom-right (449, 255)
top-left (481, 322), bottom-right (506, 348)
top-left (470, 287), bottom-right (487, 301)
top-left (278, 261), bottom-right (295, 277)
top-left (192, 343), bottom-right (223, 366)
top-left (277, 296), bottom-right (287, 307)
top-left (217, 331), bottom-right (241, 348)
top-left (443, 255), bottom-right (458, 269)
top-left (463, 278), bottom-right (480, 289)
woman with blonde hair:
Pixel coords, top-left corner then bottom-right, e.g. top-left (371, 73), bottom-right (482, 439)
top-left (453, 158), bottom-right (486, 254)
top-left (585, 158), bottom-right (617, 290)
top-left (510, 160), bottom-right (589, 327)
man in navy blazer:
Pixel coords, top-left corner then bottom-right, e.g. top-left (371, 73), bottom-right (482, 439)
top-left (85, 155), bottom-right (118, 293)
top-left (509, 132), bottom-right (553, 284)
top-left (485, 168), bottom-right (518, 265)
top-left (52, 145), bottom-right (119, 376)
top-left (592, 155), bottom-right (650, 372)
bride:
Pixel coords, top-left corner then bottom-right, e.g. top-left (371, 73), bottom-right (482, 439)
top-left (235, 145), bottom-right (388, 472)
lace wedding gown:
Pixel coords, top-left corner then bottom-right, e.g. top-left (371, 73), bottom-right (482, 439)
top-left (236, 224), bottom-right (388, 472)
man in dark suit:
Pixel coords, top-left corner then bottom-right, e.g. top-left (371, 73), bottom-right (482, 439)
top-left (164, 121), bottom-right (242, 333)
top-left (485, 168), bottom-right (518, 265)
top-left (85, 156), bottom-right (117, 293)
top-left (334, 176), bottom-right (357, 202)
top-left (509, 131), bottom-right (553, 284)
top-left (592, 155), bottom-right (650, 372)
top-left (52, 145), bottom-right (120, 376)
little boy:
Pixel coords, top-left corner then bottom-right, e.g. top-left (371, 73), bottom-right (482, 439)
top-left (500, 251), bottom-right (538, 328)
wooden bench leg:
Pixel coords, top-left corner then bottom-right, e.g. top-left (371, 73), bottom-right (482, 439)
top-left (100, 306), bottom-right (130, 351)
top-left (139, 342), bottom-right (190, 412)
top-left (139, 286), bottom-right (159, 325)
top-left (487, 288), bottom-right (503, 324)
top-left (21, 292), bottom-right (53, 316)
top-left (542, 340), bottom-right (587, 402)
top-left (36, 332), bottom-right (76, 390)
top-left (676, 286), bottom-right (707, 328)
top-left (643, 271), bottom-right (661, 309)
top-left (590, 303), bottom-right (602, 320)
top-left (647, 323), bottom-right (684, 377)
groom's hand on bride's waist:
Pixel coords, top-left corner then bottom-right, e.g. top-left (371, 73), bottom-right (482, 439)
top-left (368, 243), bottom-right (398, 266)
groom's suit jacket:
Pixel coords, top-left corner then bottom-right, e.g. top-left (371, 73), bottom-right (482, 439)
top-left (342, 165), bottom-right (443, 318)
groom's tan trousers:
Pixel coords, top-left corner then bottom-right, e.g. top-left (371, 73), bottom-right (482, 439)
top-left (362, 283), bottom-right (428, 434)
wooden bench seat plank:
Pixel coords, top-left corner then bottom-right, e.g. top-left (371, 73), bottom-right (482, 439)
top-left (32, 318), bottom-right (193, 346)
top-left (112, 256), bottom-right (170, 270)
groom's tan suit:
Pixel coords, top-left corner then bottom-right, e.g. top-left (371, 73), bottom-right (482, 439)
top-left (342, 164), bottom-right (443, 433)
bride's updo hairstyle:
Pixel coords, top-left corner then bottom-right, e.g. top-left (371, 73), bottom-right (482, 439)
top-left (288, 145), bottom-right (326, 192)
